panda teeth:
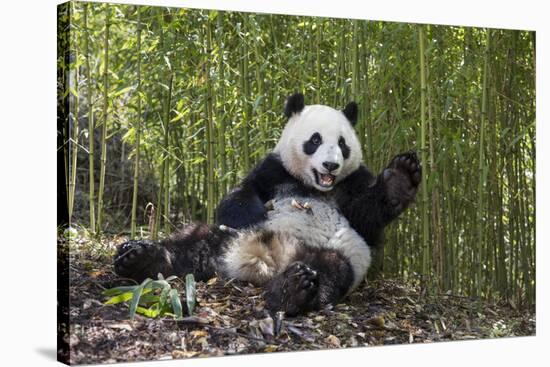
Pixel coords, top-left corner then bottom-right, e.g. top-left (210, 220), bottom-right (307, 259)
top-left (320, 173), bottom-right (335, 186)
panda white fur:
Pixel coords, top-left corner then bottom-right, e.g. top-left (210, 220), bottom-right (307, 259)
top-left (114, 93), bottom-right (421, 315)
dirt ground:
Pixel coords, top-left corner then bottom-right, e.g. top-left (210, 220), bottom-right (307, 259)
top-left (61, 233), bottom-right (535, 365)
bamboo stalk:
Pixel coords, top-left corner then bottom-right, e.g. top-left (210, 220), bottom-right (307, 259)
top-left (68, 0), bottom-right (79, 224)
top-left (475, 29), bottom-right (491, 297)
top-left (316, 19), bottom-right (322, 104)
top-left (130, 7), bottom-right (142, 238)
top-left (96, 6), bottom-right (110, 232)
top-left (216, 13), bottom-right (227, 198)
top-left (351, 20), bottom-right (363, 147)
top-left (241, 39), bottom-right (251, 172)
top-left (362, 21), bottom-right (373, 164)
top-left (163, 73), bottom-right (174, 234)
top-left (418, 25), bottom-right (430, 289)
top-left (248, 16), bottom-right (266, 159)
top-left (205, 16), bottom-right (216, 224)
top-left (83, 3), bottom-right (96, 233)
top-left (427, 67), bottom-right (443, 291)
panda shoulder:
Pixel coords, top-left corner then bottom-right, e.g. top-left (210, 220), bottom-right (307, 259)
top-left (244, 153), bottom-right (292, 186)
top-left (237, 153), bottom-right (297, 198)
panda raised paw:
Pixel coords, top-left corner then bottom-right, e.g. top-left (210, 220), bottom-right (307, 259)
top-left (387, 151), bottom-right (421, 186)
top-left (265, 261), bottom-right (319, 316)
top-left (381, 151), bottom-right (422, 215)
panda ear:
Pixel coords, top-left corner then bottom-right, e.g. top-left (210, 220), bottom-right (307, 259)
top-left (342, 102), bottom-right (358, 126)
top-left (284, 93), bottom-right (305, 118)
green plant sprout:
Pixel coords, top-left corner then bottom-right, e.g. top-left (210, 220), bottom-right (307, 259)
top-left (103, 273), bottom-right (196, 320)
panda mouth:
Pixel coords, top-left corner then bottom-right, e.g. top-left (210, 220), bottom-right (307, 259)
top-left (313, 169), bottom-right (336, 188)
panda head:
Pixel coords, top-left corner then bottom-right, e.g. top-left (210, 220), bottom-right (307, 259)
top-left (273, 93), bottom-right (363, 192)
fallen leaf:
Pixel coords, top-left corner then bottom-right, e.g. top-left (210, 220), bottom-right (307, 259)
top-left (171, 350), bottom-right (199, 359)
top-left (190, 330), bottom-right (208, 338)
top-left (107, 323), bottom-right (133, 331)
top-left (367, 316), bottom-right (385, 328)
top-left (264, 345), bottom-right (278, 352)
top-left (207, 277), bottom-right (218, 286)
top-left (324, 334), bottom-right (341, 347)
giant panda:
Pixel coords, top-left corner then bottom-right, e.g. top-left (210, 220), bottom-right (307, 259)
top-left (114, 93), bottom-right (421, 316)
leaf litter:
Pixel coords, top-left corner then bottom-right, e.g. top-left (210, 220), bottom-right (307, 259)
top-left (62, 234), bottom-right (535, 365)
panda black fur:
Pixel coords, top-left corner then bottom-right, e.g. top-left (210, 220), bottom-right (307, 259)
top-left (114, 93), bottom-right (421, 316)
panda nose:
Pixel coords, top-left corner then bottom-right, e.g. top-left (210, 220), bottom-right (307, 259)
top-left (322, 162), bottom-right (340, 172)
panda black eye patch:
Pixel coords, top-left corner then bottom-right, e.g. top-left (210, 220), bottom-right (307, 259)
top-left (303, 132), bottom-right (323, 155)
top-left (339, 136), bottom-right (350, 159)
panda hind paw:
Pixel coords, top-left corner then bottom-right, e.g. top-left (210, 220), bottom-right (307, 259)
top-left (113, 240), bottom-right (169, 282)
top-left (265, 261), bottom-right (319, 316)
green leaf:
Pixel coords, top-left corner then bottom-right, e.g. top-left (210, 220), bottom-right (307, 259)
top-left (103, 286), bottom-right (137, 297)
top-left (453, 140), bottom-right (463, 161)
top-left (170, 288), bottom-right (183, 320)
top-left (111, 86), bottom-right (134, 98)
top-left (128, 278), bottom-right (151, 320)
top-left (151, 280), bottom-right (170, 289)
top-left (138, 293), bottom-right (160, 306)
top-left (105, 291), bottom-right (133, 305)
top-left (136, 305), bottom-right (160, 318)
top-left (140, 277), bottom-right (153, 288)
top-left (209, 10), bottom-right (218, 21)
top-left (159, 285), bottom-right (171, 310)
top-left (129, 285), bottom-right (144, 320)
top-left (252, 95), bottom-right (264, 113)
top-left (185, 273), bottom-right (196, 316)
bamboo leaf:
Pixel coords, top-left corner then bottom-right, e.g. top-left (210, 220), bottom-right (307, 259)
top-left (135, 305), bottom-right (160, 318)
top-left (185, 273), bottom-right (196, 316)
top-left (105, 291), bottom-right (133, 305)
top-left (129, 285), bottom-right (144, 320)
top-left (102, 286), bottom-right (137, 297)
top-left (170, 288), bottom-right (183, 320)
top-left (159, 285), bottom-right (171, 310)
top-left (111, 85), bottom-right (134, 98)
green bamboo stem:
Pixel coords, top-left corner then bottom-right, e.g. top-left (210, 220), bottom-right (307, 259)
top-left (241, 40), bottom-right (251, 172)
top-left (83, 3), bottom-right (96, 233)
top-left (163, 72), bottom-right (173, 234)
top-left (476, 29), bottom-right (491, 297)
top-left (248, 16), bottom-right (266, 159)
top-left (316, 19), bottom-right (322, 104)
top-left (216, 13), bottom-right (227, 198)
top-left (130, 7), bottom-right (142, 238)
top-left (205, 16), bottom-right (216, 224)
top-left (418, 25), bottom-right (430, 288)
top-left (68, 1), bottom-right (79, 224)
top-left (96, 6), bottom-right (110, 232)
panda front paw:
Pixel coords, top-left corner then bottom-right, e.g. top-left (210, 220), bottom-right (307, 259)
top-left (382, 151), bottom-right (421, 215)
top-left (265, 261), bottom-right (319, 316)
top-left (113, 240), bottom-right (173, 282)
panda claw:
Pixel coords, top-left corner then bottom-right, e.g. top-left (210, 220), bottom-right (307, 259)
top-left (265, 261), bottom-right (320, 315)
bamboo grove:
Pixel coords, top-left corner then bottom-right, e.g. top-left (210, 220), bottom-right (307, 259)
top-left (59, 2), bottom-right (536, 307)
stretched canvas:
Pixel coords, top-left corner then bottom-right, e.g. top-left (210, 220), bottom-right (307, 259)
top-left (57, 0), bottom-right (536, 365)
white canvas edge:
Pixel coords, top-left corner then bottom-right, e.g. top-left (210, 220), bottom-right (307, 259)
top-left (0, 0), bottom-right (545, 366)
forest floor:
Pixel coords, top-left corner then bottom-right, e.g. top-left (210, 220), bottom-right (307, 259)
top-left (62, 232), bottom-right (536, 365)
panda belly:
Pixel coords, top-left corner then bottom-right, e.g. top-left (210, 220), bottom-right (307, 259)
top-left (263, 196), bottom-right (349, 248)
top-left (222, 195), bottom-right (372, 290)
